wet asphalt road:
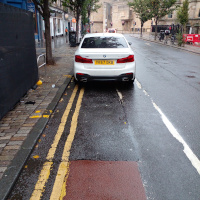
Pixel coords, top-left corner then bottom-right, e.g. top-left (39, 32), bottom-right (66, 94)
top-left (8, 35), bottom-right (200, 200)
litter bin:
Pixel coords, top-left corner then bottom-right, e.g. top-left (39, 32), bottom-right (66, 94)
top-left (69, 31), bottom-right (76, 47)
top-left (159, 30), bottom-right (165, 41)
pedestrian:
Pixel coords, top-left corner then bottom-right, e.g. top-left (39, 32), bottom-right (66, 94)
top-left (65, 27), bottom-right (68, 43)
top-left (65, 27), bottom-right (68, 36)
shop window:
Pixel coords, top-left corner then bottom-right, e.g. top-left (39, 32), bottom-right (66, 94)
top-left (58, 19), bottom-right (61, 33)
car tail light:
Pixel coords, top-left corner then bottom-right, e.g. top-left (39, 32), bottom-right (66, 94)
top-left (75, 55), bottom-right (93, 63)
top-left (117, 55), bottom-right (134, 63)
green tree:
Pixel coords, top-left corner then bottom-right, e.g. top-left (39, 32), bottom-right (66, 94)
top-left (81, 0), bottom-right (101, 34)
top-left (32, 0), bottom-right (55, 64)
top-left (87, 0), bottom-right (101, 32)
top-left (177, 0), bottom-right (189, 33)
top-left (128, 0), bottom-right (152, 37)
top-left (148, 0), bottom-right (177, 40)
top-left (63, 0), bottom-right (87, 43)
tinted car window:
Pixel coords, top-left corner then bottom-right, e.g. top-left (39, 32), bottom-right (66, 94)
top-left (81, 37), bottom-right (128, 48)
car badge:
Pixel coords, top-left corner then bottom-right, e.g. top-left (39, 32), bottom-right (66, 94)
top-left (103, 55), bottom-right (106, 58)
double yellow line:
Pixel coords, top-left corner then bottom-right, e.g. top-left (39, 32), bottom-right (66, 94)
top-left (30, 85), bottom-right (85, 200)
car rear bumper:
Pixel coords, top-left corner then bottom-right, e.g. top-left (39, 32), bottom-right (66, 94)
top-left (75, 73), bottom-right (135, 82)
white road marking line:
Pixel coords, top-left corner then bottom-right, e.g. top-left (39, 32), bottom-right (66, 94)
top-left (136, 79), bottom-right (200, 175)
top-left (136, 79), bottom-right (142, 89)
top-left (116, 89), bottom-right (123, 103)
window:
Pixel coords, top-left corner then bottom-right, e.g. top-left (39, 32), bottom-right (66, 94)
top-left (81, 37), bottom-right (128, 48)
top-left (198, 9), bottom-right (200, 17)
top-left (58, 19), bottom-right (60, 33)
top-left (168, 13), bottom-right (172, 18)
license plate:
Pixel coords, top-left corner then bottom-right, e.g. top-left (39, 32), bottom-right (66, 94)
top-left (95, 60), bottom-right (114, 65)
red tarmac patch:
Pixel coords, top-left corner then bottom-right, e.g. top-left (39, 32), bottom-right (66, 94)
top-left (63, 160), bottom-right (146, 200)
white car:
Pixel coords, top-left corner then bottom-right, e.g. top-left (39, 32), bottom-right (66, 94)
top-left (74, 33), bottom-right (136, 83)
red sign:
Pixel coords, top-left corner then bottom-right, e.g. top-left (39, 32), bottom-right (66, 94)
top-left (183, 34), bottom-right (200, 44)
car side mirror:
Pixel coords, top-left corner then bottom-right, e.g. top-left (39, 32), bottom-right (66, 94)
top-left (128, 42), bottom-right (132, 45)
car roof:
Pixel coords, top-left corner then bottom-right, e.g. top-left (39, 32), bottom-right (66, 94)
top-left (84, 33), bottom-right (123, 38)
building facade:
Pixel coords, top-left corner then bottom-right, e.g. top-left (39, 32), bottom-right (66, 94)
top-left (159, 0), bottom-right (200, 34)
top-left (90, 0), bottom-right (134, 33)
top-left (49, 1), bottom-right (75, 39)
top-left (0, 0), bottom-right (76, 41)
top-left (90, 0), bottom-right (200, 34)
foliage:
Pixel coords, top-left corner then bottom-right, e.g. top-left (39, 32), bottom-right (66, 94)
top-left (176, 31), bottom-right (185, 46)
top-left (62, 0), bottom-right (100, 40)
top-left (81, 3), bottom-right (88, 25)
top-left (63, 0), bottom-right (87, 42)
top-left (128, 0), bottom-right (152, 36)
top-left (81, 0), bottom-right (101, 33)
top-left (177, 0), bottom-right (189, 32)
top-left (148, 0), bottom-right (177, 20)
top-left (148, 0), bottom-right (177, 39)
top-left (86, 0), bottom-right (101, 18)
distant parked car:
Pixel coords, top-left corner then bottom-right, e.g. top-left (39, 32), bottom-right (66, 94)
top-left (107, 28), bottom-right (117, 33)
top-left (73, 33), bottom-right (136, 84)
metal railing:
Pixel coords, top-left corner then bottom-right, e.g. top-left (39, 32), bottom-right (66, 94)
top-left (37, 54), bottom-right (46, 76)
top-left (37, 54), bottom-right (46, 68)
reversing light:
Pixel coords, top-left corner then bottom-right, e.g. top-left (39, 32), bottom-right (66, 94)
top-left (126, 73), bottom-right (133, 75)
top-left (75, 55), bottom-right (93, 63)
top-left (117, 55), bottom-right (134, 63)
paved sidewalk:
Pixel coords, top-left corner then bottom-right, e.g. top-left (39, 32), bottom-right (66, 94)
top-left (0, 37), bottom-right (77, 200)
top-left (131, 33), bottom-right (200, 55)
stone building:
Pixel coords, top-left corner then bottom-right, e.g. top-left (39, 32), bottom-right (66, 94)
top-left (90, 0), bottom-right (153, 33)
top-left (159, 0), bottom-right (200, 34)
top-left (90, 0), bottom-right (200, 34)
top-left (90, 0), bottom-right (134, 33)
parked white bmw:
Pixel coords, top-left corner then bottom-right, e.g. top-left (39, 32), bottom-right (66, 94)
top-left (73, 33), bottom-right (136, 84)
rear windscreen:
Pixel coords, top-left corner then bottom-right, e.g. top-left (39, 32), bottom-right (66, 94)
top-left (81, 37), bottom-right (128, 48)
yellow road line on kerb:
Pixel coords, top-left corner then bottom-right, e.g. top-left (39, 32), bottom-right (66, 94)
top-left (30, 85), bottom-right (79, 200)
top-left (50, 87), bottom-right (85, 200)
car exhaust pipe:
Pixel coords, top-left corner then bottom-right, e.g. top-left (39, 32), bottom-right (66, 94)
top-left (122, 77), bottom-right (129, 81)
top-left (81, 78), bottom-right (87, 82)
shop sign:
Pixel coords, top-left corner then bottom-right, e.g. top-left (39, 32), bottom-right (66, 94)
top-left (72, 18), bottom-right (76, 23)
top-left (56, 13), bottom-right (62, 18)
